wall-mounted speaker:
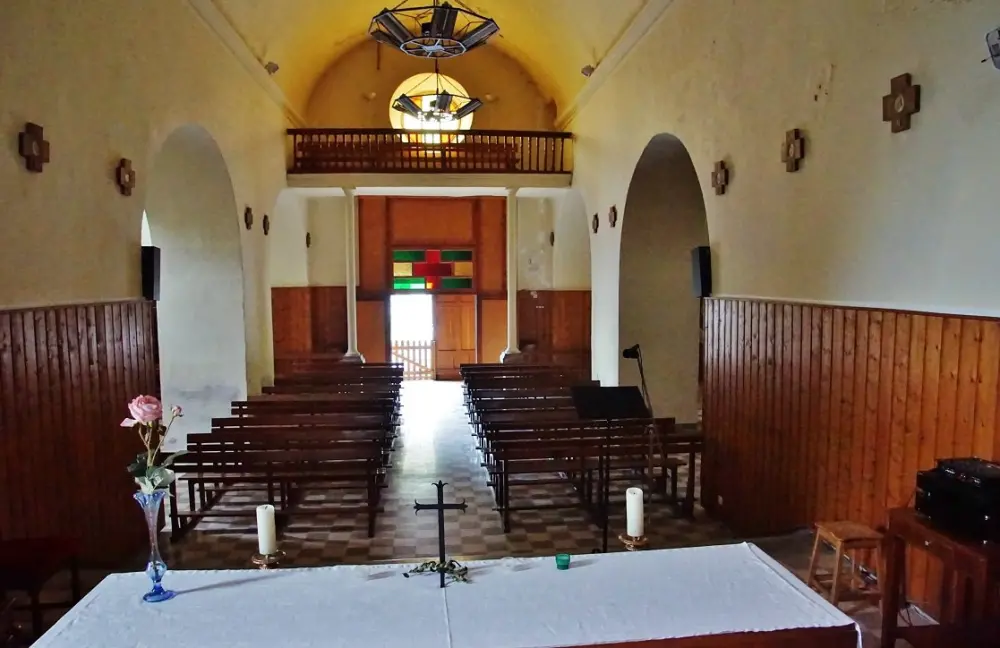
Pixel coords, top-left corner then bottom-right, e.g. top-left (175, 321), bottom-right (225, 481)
top-left (691, 245), bottom-right (712, 297)
top-left (141, 245), bottom-right (161, 301)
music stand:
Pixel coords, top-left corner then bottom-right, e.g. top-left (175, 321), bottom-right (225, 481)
top-left (570, 386), bottom-right (651, 552)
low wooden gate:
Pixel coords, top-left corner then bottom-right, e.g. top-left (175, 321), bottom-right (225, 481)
top-left (391, 340), bottom-right (435, 380)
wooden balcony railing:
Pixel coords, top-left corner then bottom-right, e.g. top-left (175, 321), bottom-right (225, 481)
top-left (391, 340), bottom-right (435, 380)
top-left (287, 128), bottom-right (572, 175)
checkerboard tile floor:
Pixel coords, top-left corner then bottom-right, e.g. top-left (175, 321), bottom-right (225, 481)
top-left (161, 381), bottom-right (729, 569)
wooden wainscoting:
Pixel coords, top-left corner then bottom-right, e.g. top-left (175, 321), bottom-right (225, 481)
top-left (271, 286), bottom-right (347, 356)
top-left (702, 297), bottom-right (1000, 617)
top-left (517, 290), bottom-right (591, 371)
top-left (0, 300), bottom-right (159, 562)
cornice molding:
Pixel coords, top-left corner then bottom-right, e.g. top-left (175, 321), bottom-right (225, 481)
top-left (556, 0), bottom-right (677, 130)
top-left (184, 0), bottom-right (306, 127)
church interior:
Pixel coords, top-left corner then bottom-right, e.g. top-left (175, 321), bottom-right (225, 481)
top-left (2, 1), bottom-right (1000, 646)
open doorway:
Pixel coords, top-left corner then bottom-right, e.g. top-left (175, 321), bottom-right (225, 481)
top-left (389, 293), bottom-right (435, 380)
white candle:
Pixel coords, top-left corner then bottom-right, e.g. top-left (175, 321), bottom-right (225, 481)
top-left (256, 504), bottom-right (277, 554)
top-left (626, 487), bottom-right (644, 538)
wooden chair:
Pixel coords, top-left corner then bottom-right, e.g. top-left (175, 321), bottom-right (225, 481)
top-left (806, 521), bottom-right (882, 607)
top-left (0, 537), bottom-right (81, 639)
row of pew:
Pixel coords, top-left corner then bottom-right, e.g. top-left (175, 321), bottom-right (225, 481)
top-left (462, 364), bottom-right (703, 536)
top-left (167, 361), bottom-right (404, 541)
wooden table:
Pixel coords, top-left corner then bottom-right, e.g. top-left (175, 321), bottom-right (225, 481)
top-left (881, 508), bottom-right (1000, 648)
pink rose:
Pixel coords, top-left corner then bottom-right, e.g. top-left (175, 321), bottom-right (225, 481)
top-left (127, 395), bottom-right (163, 425)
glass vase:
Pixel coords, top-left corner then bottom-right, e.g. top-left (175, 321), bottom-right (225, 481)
top-left (133, 490), bottom-right (176, 603)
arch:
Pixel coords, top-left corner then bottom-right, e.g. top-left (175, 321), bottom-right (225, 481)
top-left (144, 124), bottom-right (247, 448)
top-left (618, 134), bottom-right (709, 424)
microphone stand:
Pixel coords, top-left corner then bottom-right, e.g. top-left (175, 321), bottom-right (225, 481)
top-left (625, 346), bottom-right (665, 500)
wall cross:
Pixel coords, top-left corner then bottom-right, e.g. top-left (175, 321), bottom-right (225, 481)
top-left (882, 73), bottom-right (921, 133)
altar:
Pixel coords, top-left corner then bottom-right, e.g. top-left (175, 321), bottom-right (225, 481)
top-left (32, 543), bottom-right (860, 648)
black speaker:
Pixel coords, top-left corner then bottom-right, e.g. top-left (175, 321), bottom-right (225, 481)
top-left (141, 246), bottom-right (160, 301)
top-left (691, 246), bottom-right (712, 297)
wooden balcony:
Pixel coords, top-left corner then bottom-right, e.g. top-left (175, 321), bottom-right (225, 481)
top-left (287, 128), bottom-right (572, 175)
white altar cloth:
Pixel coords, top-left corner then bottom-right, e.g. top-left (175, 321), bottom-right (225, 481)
top-left (33, 543), bottom-right (860, 648)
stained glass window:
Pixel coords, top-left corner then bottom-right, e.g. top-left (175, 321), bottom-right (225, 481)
top-left (392, 249), bottom-right (474, 291)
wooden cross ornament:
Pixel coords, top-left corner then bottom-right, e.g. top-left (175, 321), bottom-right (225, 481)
top-left (18, 122), bottom-right (50, 173)
top-left (116, 158), bottom-right (137, 196)
top-left (882, 73), bottom-right (920, 133)
top-left (711, 161), bottom-right (729, 195)
top-left (782, 129), bottom-right (805, 172)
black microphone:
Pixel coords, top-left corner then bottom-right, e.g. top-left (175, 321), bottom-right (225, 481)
top-left (622, 344), bottom-right (640, 360)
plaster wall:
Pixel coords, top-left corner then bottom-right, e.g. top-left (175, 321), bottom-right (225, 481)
top-left (268, 192), bottom-right (310, 287)
top-left (0, 0), bottom-right (290, 391)
top-left (517, 197), bottom-right (554, 291)
top-left (573, 0), bottom-right (1000, 385)
top-left (551, 190), bottom-right (592, 290)
top-left (307, 197), bottom-right (349, 287)
top-left (146, 125), bottom-right (247, 447)
top-left (618, 137), bottom-right (709, 423)
top-left (307, 41), bottom-right (555, 130)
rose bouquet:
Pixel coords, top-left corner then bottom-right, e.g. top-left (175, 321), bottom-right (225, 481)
top-left (122, 395), bottom-right (185, 494)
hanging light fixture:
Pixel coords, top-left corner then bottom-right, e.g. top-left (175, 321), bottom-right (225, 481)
top-left (370, 0), bottom-right (500, 59)
top-left (392, 60), bottom-right (484, 126)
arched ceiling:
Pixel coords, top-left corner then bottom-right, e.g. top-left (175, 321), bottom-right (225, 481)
top-left (210, 0), bottom-right (649, 118)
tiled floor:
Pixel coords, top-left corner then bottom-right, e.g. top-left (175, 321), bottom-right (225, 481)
top-left (159, 381), bottom-right (728, 568)
top-left (13, 381), bottom-right (928, 645)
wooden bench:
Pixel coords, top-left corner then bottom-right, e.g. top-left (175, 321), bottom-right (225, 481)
top-left (169, 443), bottom-right (385, 540)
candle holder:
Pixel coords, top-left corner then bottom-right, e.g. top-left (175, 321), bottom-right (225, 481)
top-left (251, 550), bottom-right (286, 570)
top-left (618, 533), bottom-right (649, 551)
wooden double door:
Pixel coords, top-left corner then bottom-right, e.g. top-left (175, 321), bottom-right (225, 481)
top-left (432, 294), bottom-right (476, 380)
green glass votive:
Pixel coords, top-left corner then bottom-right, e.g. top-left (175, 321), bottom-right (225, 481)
top-left (555, 553), bottom-right (571, 570)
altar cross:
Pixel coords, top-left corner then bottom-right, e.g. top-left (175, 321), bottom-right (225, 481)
top-left (414, 480), bottom-right (468, 588)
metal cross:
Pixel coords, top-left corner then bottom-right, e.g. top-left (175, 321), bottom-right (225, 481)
top-left (414, 480), bottom-right (468, 588)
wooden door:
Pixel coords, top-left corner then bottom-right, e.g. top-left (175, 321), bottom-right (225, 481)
top-left (434, 294), bottom-right (476, 380)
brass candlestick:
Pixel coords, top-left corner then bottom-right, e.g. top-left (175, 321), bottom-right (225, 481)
top-left (251, 551), bottom-right (286, 570)
top-left (618, 533), bottom-right (649, 551)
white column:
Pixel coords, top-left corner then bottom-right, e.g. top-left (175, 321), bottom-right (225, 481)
top-left (501, 187), bottom-right (522, 363)
top-left (342, 187), bottom-right (364, 363)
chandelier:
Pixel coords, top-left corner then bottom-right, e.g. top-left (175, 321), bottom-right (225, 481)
top-left (370, 1), bottom-right (500, 59)
top-left (392, 61), bottom-right (483, 124)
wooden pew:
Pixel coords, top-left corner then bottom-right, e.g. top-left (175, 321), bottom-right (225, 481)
top-left (168, 439), bottom-right (385, 540)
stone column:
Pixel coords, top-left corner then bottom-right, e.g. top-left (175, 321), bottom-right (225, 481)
top-left (342, 187), bottom-right (364, 363)
top-left (501, 187), bottom-right (522, 363)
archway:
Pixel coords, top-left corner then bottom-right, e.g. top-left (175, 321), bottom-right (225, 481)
top-left (144, 124), bottom-right (247, 449)
top-left (619, 134), bottom-right (709, 424)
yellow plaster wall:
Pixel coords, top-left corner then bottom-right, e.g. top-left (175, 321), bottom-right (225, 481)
top-left (306, 41), bottom-right (555, 130)
top-left (0, 0), bottom-right (291, 391)
top-left (574, 0), bottom-right (1000, 384)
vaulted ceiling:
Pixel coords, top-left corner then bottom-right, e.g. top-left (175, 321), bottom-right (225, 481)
top-left (210, 0), bottom-right (649, 116)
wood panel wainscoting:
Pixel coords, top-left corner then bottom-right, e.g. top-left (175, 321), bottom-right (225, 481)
top-left (518, 290), bottom-right (591, 372)
top-left (701, 297), bottom-right (1000, 618)
top-left (0, 300), bottom-right (159, 562)
top-left (271, 286), bottom-right (347, 357)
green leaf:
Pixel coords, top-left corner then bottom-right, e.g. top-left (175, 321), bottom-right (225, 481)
top-left (147, 466), bottom-right (175, 490)
top-left (158, 450), bottom-right (188, 468)
top-left (126, 453), bottom-right (147, 478)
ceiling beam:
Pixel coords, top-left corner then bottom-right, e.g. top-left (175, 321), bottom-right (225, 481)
top-left (184, 0), bottom-right (306, 127)
top-left (556, 0), bottom-right (677, 130)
